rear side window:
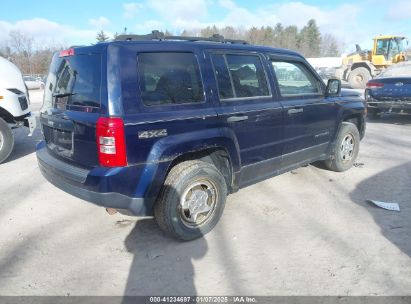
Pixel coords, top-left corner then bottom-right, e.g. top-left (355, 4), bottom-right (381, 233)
top-left (137, 52), bottom-right (204, 106)
top-left (43, 53), bottom-right (102, 112)
top-left (211, 53), bottom-right (270, 100)
top-left (211, 54), bottom-right (234, 99)
top-left (271, 61), bottom-right (322, 97)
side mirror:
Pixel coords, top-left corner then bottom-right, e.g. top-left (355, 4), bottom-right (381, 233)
top-left (325, 78), bottom-right (341, 97)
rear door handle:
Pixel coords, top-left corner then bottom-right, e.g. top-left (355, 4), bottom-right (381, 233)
top-left (227, 115), bottom-right (249, 123)
top-left (288, 108), bottom-right (304, 115)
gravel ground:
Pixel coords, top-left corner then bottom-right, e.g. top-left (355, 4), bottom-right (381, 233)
top-left (0, 89), bottom-right (410, 296)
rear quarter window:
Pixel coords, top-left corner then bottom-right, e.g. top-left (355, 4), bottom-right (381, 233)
top-left (43, 53), bottom-right (102, 112)
top-left (137, 52), bottom-right (204, 106)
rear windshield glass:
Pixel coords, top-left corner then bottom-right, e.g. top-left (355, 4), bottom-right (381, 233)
top-left (137, 52), bottom-right (204, 106)
top-left (43, 53), bottom-right (102, 111)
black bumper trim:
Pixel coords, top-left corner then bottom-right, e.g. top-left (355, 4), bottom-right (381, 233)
top-left (37, 154), bottom-right (150, 216)
top-left (37, 147), bottom-right (89, 183)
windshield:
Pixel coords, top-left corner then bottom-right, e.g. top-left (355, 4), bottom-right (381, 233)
top-left (43, 52), bottom-right (102, 112)
top-left (396, 38), bottom-right (406, 52)
top-left (376, 38), bottom-right (406, 60)
top-left (376, 39), bottom-right (390, 57)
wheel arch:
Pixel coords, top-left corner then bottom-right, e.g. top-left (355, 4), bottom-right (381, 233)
top-left (167, 147), bottom-right (234, 192)
top-left (138, 129), bottom-right (241, 211)
top-left (349, 62), bottom-right (375, 76)
top-left (0, 107), bottom-right (15, 124)
top-left (342, 113), bottom-right (365, 140)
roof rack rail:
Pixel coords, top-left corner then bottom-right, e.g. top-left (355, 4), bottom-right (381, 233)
top-left (115, 30), bottom-right (248, 45)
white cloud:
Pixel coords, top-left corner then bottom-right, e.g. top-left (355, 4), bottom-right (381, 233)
top-left (0, 1), bottom-right (392, 54)
top-left (386, 1), bottom-right (411, 19)
top-left (135, 20), bottom-right (166, 33)
top-left (89, 16), bottom-right (110, 29)
top-left (219, 0), bottom-right (237, 10)
top-left (147, 0), bottom-right (210, 24)
top-left (0, 18), bottom-right (96, 47)
top-left (274, 2), bottom-right (360, 28)
top-left (123, 2), bottom-right (143, 19)
top-left (213, 1), bottom-right (361, 30)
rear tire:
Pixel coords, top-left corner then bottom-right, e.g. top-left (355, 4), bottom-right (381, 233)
top-left (0, 118), bottom-right (14, 164)
top-left (348, 67), bottom-right (371, 89)
top-left (324, 122), bottom-right (360, 172)
top-left (154, 160), bottom-right (227, 241)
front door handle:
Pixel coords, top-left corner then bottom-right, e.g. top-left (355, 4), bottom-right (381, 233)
top-left (288, 108), bottom-right (304, 115)
top-left (227, 115), bottom-right (249, 123)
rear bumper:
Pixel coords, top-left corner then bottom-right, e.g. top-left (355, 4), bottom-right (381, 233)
top-left (36, 142), bottom-right (153, 215)
top-left (367, 97), bottom-right (411, 113)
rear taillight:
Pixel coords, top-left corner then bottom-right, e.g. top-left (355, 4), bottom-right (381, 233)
top-left (366, 82), bottom-right (384, 88)
top-left (96, 117), bottom-right (127, 167)
top-left (59, 48), bottom-right (75, 57)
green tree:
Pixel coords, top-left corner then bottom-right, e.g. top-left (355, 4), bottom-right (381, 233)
top-left (273, 23), bottom-right (284, 47)
top-left (298, 19), bottom-right (321, 57)
top-left (259, 26), bottom-right (275, 46)
top-left (96, 30), bottom-right (110, 42)
top-left (179, 20), bottom-right (341, 56)
top-left (282, 26), bottom-right (299, 51)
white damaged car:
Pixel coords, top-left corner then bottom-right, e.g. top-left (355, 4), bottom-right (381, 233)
top-left (0, 56), bottom-right (36, 163)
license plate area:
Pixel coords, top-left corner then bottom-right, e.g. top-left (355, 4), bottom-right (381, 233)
top-left (43, 125), bottom-right (74, 157)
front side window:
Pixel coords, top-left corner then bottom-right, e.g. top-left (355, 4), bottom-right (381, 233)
top-left (137, 52), bottom-right (204, 106)
top-left (271, 61), bottom-right (322, 97)
top-left (211, 53), bottom-right (270, 100)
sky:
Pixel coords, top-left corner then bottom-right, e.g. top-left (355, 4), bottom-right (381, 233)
top-left (0, 0), bottom-right (410, 53)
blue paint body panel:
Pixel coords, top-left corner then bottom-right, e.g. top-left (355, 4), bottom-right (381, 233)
top-left (366, 77), bottom-right (411, 114)
top-left (36, 40), bottom-right (366, 215)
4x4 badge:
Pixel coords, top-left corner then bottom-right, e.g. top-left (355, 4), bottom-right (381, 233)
top-left (138, 129), bottom-right (168, 139)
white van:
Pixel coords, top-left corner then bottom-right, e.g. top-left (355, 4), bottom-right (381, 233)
top-left (0, 56), bottom-right (36, 163)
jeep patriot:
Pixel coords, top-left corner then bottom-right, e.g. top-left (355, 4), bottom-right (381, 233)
top-left (36, 31), bottom-right (366, 240)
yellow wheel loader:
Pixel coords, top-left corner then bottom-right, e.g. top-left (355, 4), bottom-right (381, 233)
top-left (336, 35), bottom-right (408, 89)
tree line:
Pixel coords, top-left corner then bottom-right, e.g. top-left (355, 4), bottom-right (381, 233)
top-left (97, 20), bottom-right (342, 58)
top-left (180, 20), bottom-right (341, 58)
top-left (1, 19), bottom-right (341, 75)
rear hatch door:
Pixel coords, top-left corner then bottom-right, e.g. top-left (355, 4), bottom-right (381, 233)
top-left (40, 49), bottom-right (105, 168)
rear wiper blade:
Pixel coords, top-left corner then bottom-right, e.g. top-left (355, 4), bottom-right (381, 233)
top-left (53, 92), bottom-right (76, 98)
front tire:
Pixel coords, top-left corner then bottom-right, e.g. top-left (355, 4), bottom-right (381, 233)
top-left (154, 160), bottom-right (227, 241)
top-left (0, 118), bottom-right (14, 164)
top-left (324, 122), bottom-right (360, 172)
top-left (348, 67), bottom-right (371, 89)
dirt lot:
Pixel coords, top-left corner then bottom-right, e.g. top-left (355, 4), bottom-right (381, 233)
top-left (0, 89), bottom-right (410, 296)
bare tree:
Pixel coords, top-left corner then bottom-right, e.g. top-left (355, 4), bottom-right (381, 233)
top-left (9, 30), bottom-right (34, 74)
top-left (321, 33), bottom-right (341, 57)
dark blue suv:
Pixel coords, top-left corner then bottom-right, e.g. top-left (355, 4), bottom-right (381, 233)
top-left (36, 32), bottom-right (366, 240)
